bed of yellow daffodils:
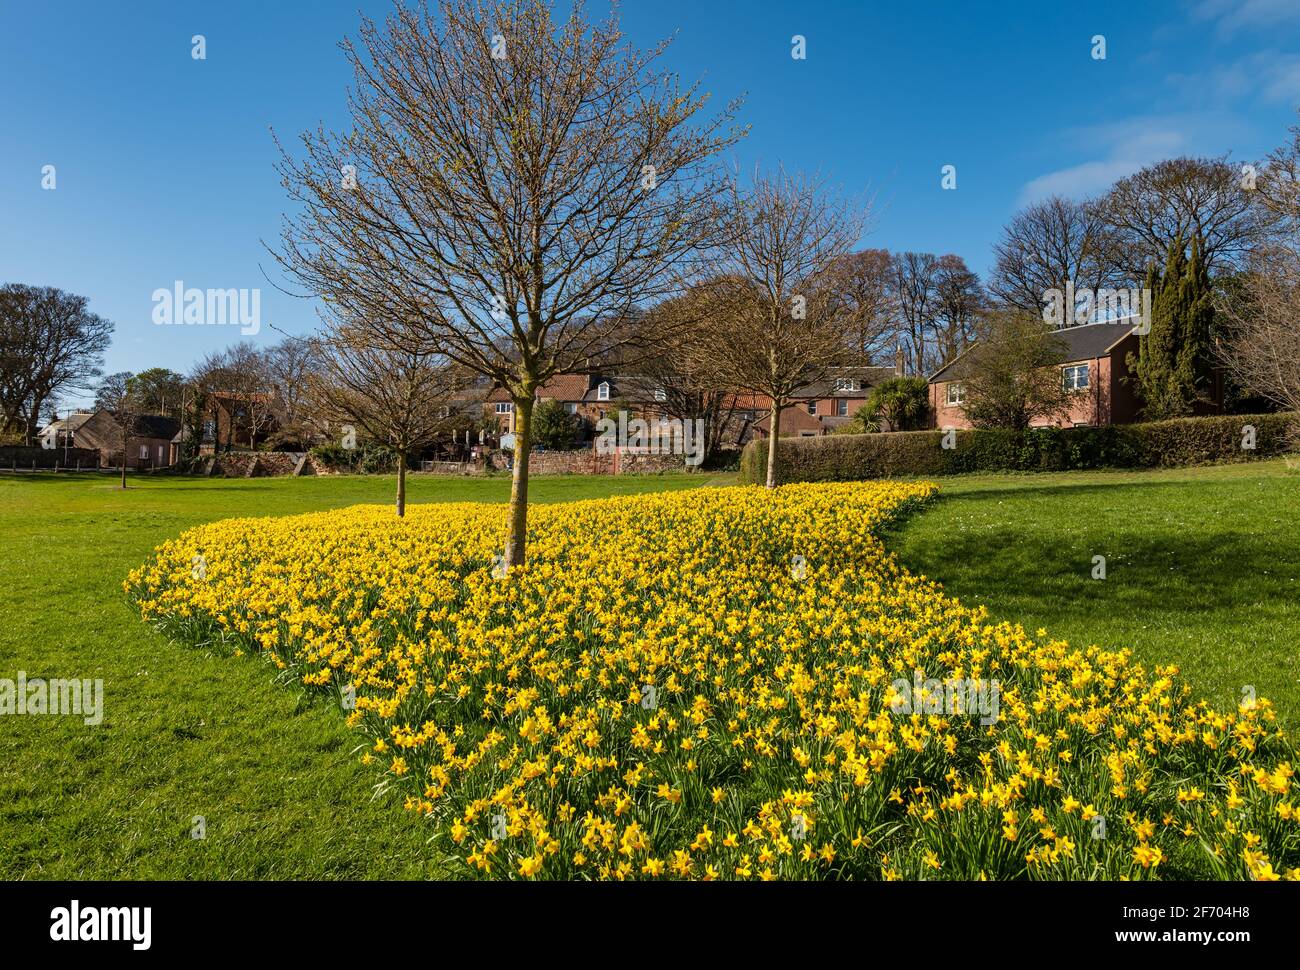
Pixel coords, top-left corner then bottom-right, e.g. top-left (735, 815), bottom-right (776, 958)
top-left (126, 482), bottom-right (1298, 880)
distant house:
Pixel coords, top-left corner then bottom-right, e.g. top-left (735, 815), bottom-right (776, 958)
top-left (37, 411), bottom-right (96, 450)
top-left (198, 392), bottom-right (280, 453)
top-left (485, 374), bottom-right (662, 439)
top-left (749, 365), bottom-right (900, 439)
top-left (69, 410), bottom-right (182, 468)
top-left (925, 321), bottom-right (1217, 430)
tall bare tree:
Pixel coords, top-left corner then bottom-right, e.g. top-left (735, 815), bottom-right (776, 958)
top-left (1254, 109), bottom-right (1300, 230)
top-left (274, 0), bottom-right (743, 566)
top-left (685, 167), bottom-right (867, 487)
top-left (1092, 156), bottom-right (1277, 282)
top-left (264, 336), bottom-right (320, 446)
top-left (988, 195), bottom-right (1118, 314)
top-left (931, 254), bottom-right (986, 366)
top-left (891, 251), bottom-right (940, 375)
top-left (0, 284), bottom-right (113, 444)
top-left (822, 248), bottom-right (896, 361)
top-left (309, 323), bottom-right (471, 516)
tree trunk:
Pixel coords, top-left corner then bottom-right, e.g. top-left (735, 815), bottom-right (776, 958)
top-left (505, 398), bottom-right (533, 569)
top-left (765, 399), bottom-right (782, 489)
top-left (120, 432), bottom-right (128, 489)
top-left (395, 450), bottom-right (407, 518)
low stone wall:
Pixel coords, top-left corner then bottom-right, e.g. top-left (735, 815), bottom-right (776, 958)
top-left (206, 452), bottom-right (331, 477)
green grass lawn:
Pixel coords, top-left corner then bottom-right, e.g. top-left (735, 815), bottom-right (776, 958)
top-left (2, 460), bottom-right (1296, 879)
top-left (0, 470), bottom-right (731, 880)
top-left (888, 458), bottom-right (1300, 729)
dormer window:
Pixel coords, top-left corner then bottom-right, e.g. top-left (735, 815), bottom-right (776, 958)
top-left (834, 377), bottom-right (859, 393)
top-left (653, 388), bottom-right (667, 402)
top-left (597, 382), bottom-right (610, 401)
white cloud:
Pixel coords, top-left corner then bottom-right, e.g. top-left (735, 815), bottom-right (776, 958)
top-left (1018, 120), bottom-right (1191, 204)
top-left (1192, 0), bottom-right (1300, 36)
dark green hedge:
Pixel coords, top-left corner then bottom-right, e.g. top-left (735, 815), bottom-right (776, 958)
top-left (738, 412), bottom-right (1297, 485)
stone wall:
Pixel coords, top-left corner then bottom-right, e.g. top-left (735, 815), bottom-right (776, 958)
top-left (207, 452), bottom-right (331, 477)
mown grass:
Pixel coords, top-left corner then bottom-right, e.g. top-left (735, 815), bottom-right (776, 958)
top-left (0, 470), bottom-right (730, 879)
top-left (888, 458), bottom-right (1300, 728)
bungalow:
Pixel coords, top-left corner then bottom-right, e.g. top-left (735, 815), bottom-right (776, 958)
top-left (67, 410), bottom-right (182, 468)
top-left (928, 321), bottom-right (1153, 430)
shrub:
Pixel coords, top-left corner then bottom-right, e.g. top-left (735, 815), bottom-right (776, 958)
top-left (532, 398), bottom-right (580, 450)
top-left (309, 442), bottom-right (397, 473)
top-left (739, 412), bottom-right (1297, 485)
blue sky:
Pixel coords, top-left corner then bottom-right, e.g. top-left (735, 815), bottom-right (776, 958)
top-left (3, 0), bottom-right (1298, 407)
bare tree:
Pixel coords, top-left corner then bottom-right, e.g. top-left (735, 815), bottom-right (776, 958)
top-left (274, 0), bottom-right (742, 567)
top-left (1092, 156), bottom-right (1277, 282)
top-left (988, 195), bottom-right (1118, 314)
top-left (685, 167), bottom-right (867, 487)
top-left (309, 323), bottom-right (471, 516)
top-left (1254, 110), bottom-right (1300, 230)
top-left (891, 252), bottom-right (940, 375)
top-left (631, 295), bottom-right (742, 462)
top-left (94, 372), bottom-right (142, 489)
top-left (263, 336), bottom-right (320, 446)
top-left (822, 248), bottom-right (896, 361)
top-left (931, 254), bottom-right (986, 366)
top-left (190, 342), bottom-right (276, 451)
top-left (0, 284), bottom-right (113, 444)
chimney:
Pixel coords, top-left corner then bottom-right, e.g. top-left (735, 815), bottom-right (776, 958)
top-left (894, 342), bottom-right (905, 377)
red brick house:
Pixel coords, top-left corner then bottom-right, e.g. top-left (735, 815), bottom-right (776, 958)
top-left (485, 373), bottom-right (671, 438)
top-left (749, 365), bottom-right (900, 439)
top-left (485, 363), bottom-right (900, 445)
top-left (928, 321), bottom-right (1153, 430)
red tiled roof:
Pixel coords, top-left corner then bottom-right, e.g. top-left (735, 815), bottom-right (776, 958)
top-left (486, 374), bottom-right (596, 403)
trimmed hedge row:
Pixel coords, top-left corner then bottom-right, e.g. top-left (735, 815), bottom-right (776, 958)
top-left (738, 412), bottom-right (1298, 485)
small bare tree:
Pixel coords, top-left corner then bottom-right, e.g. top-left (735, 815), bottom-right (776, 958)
top-left (94, 371), bottom-right (142, 489)
top-left (686, 167), bottom-right (868, 487)
top-left (309, 323), bottom-right (472, 516)
top-left (275, 0), bottom-right (743, 566)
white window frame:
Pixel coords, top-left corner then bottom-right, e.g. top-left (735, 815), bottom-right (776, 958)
top-left (836, 399), bottom-right (848, 417)
top-left (564, 402), bottom-right (578, 414)
top-left (946, 382), bottom-right (967, 406)
top-left (653, 388), bottom-right (667, 402)
top-left (1062, 363), bottom-right (1090, 391)
top-left (806, 401), bottom-right (818, 415)
top-left (834, 377), bottom-right (858, 393)
top-left (597, 382), bottom-right (610, 401)
top-left (138, 444), bottom-right (150, 460)
top-left (495, 402), bottom-right (513, 414)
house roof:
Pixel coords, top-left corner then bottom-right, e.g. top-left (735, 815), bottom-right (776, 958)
top-left (109, 411), bottom-right (181, 440)
top-left (929, 321), bottom-right (1139, 384)
top-left (486, 373), bottom-right (657, 404)
top-left (39, 412), bottom-right (95, 435)
top-left (794, 366), bottom-right (896, 398)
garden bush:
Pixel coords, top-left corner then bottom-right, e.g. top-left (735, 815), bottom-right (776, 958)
top-left (739, 412), bottom-right (1297, 485)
